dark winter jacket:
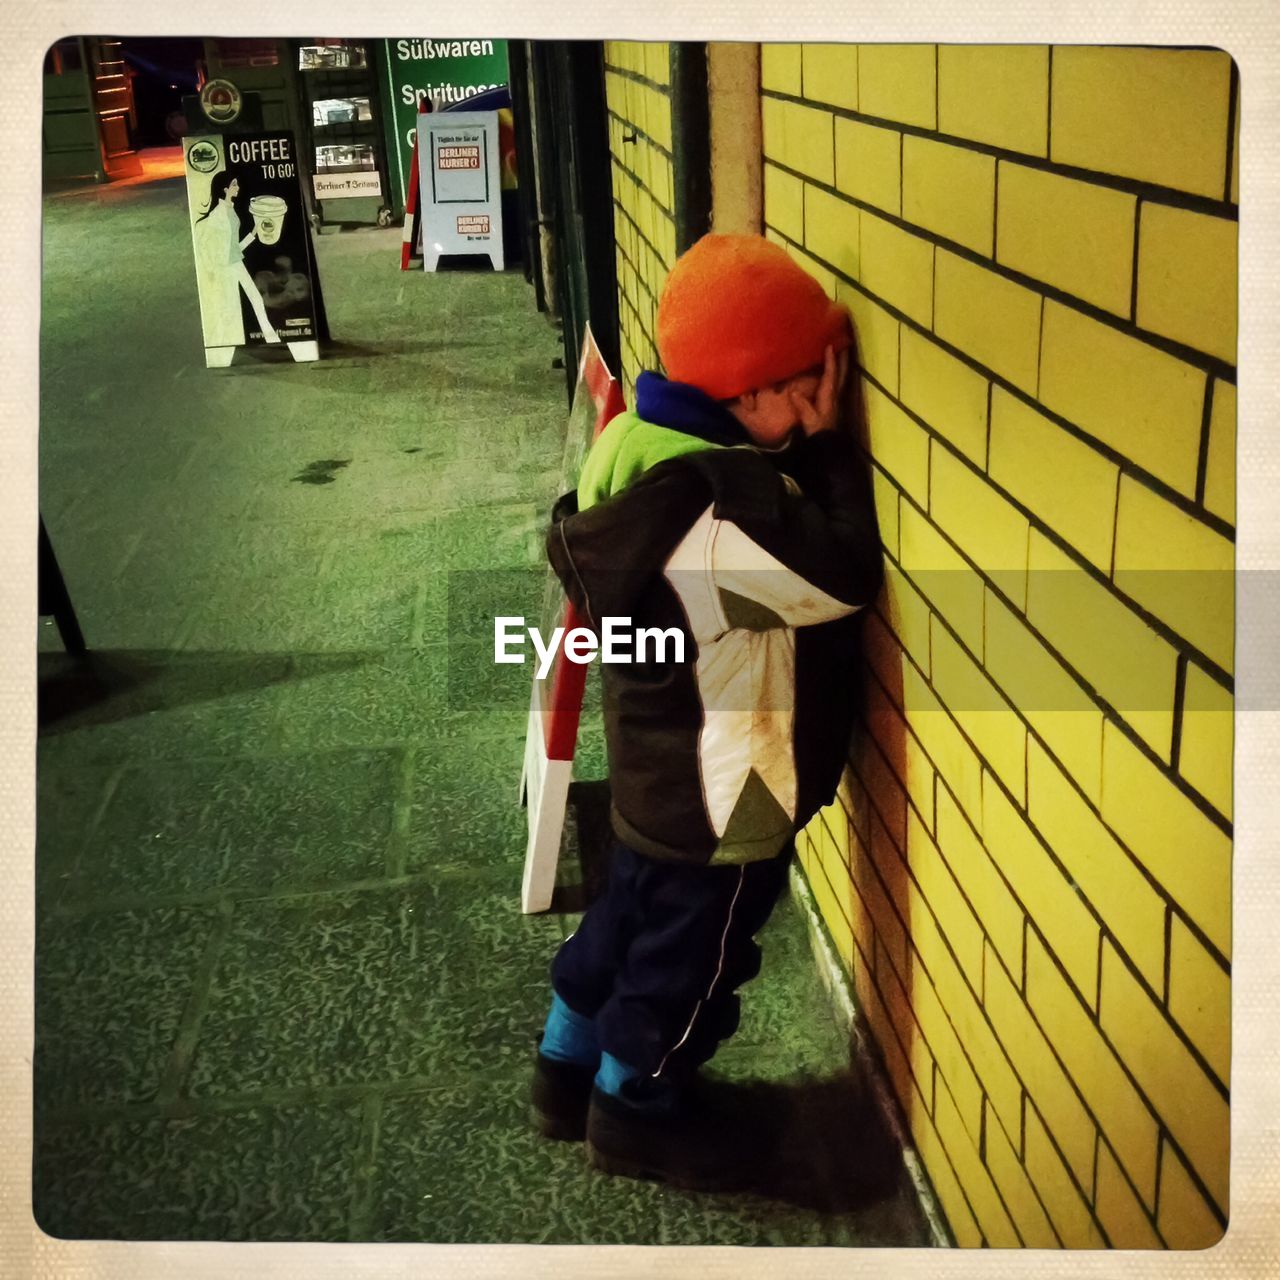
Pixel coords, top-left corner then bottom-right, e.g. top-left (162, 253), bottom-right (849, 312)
top-left (547, 372), bottom-right (883, 865)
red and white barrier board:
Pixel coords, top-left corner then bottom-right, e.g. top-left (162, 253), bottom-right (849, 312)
top-left (520, 327), bottom-right (625, 912)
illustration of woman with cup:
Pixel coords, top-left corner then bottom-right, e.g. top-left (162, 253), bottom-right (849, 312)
top-left (193, 171), bottom-right (283, 347)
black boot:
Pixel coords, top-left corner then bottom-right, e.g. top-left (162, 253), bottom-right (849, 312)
top-left (530, 1042), bottom-right (597, 1141)
top-left (584, 1075), bottom-right (776, 1192)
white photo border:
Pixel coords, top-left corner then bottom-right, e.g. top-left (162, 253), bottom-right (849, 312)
top-left (4, 4), bottom-right (1275, 1276)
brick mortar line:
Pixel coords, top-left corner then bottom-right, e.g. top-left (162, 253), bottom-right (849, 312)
top-left (925, 1075), bottom-right (1001, 1246)
top-left (871, 419), bottom-right (1234, 709)
top-left (616, 291), bottom-right (656, 355)
top-left (613, 213), bottom-right (666, 280)
top-left (1154, 1131), bottom-right (1169, 1235)
top-left (610, 147), bottom-right (675, 220)
top-left (616, 271), bottom-right (650, 316)
top-left (615, 275), bottom-right (646, 322)
top-left (1170, 656), bottom-right (1190, 776)
top-left (933, 45), bottom-right (940, 135)
top-left (1090, 1129), bottom-right (1102, 1223)
top-left (834, 806), bottom-right (1006, 1145)
top-left (764, 154), bottom-right (1237, 384)
top-left (603, 60), bottom-right (672, 99)
top-left (853, 654), bottom-right (1234, 1125)
top-left (840, 789), bottom-right (1040, 1168)
top-left (1045, 47), bottom-right (1054, 161)
top-left (864, 549), bottom-right (1234, 979)
top-left (1107, 460), bottom-right (1124, 580)
top-left (832, 804), bottom-right (1094, 1244)
top-left (789, 862), bottom-right (955, 1247)
top-left (850, 723), bottom-right (1057, 1026)
top-left (1025, 1096), bottom-right (1120, 1246)
top-left (842, 755), bottom-right (1216, 1234)
top-left (876, 479), bottom-right (1235, 833)
top-left (617, 290), bottom-right (657, 350)
top-left (1195, 377), bottom-right (1218, 509)
top-left (852, 353), bottom-right (1238, 686)
top-left (766, 218), bottom-right (1237, 545)
top-left (1223, 61), bottom-right (1239, 205)
top-left (612, 197), bottom-right (674, 274)
top-left (826, 829), bottom-right (965, 1147)
top-left (612, 235), bottom-right (659, 309)
top-left (860, 638), bottom-right (1233, 1038)
top-left (1129, 200), bottom-right (1144, 323)
top-left (762, 87), bottom-right (1241, 220)
top-left (806, 812), bottom-right (857, 942)
top-left (799, 866), bottom-right (962, 1244)
top-left (604, 106), bottom-right (674, 163)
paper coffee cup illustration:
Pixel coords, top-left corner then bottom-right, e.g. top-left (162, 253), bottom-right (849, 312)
top-left (249, 195), bottom-right (288, 245)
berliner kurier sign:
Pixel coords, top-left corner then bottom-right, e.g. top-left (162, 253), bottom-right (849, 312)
top-left (417, 110), bottom-right (504, 271)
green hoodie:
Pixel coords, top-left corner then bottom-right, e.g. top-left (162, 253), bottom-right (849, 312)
top-left (577, 410), bottom-right (724, 511)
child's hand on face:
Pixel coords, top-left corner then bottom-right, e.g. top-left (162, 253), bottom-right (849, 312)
top-left (790, 345), bottom-right (849, 437)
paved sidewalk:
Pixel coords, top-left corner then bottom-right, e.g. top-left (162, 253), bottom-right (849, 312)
top-left (34, 173), bottom-right (930, 1246)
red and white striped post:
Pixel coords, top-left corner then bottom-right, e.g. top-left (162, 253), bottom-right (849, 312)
top-left (520, 327), bottom-right (625, 912)
top-left (400, 129), bottom-right (421, 270)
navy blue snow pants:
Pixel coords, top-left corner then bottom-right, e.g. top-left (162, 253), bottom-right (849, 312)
top-left (550, 839), bottom-right (794, 1084)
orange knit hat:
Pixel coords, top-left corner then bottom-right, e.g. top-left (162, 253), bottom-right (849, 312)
top-left (656, 233), bottom-right (853, 401)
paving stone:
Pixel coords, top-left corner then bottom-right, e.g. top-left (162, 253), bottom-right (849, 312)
top-left (370, 1084), bottom-right (668, 1244)
top-left (33, 1101), bottom-right (361, 1241)
top-left (63, 592), bottom-right (200, 651)
top-left (446, 638), bottom-right (538, 714)
top-left (423, 503), bottom-right (545, 570)
top-left (73, 749), bottom-right (398, 903)
top-left (187, 878), bottom-right (561, 1098)
top-left (185, 570), bottom-right (418, 655)
top-left (443, 567), bottom-right (547, 649)
top-left (35, 649), bottom-right (301, 767)
top-left (274, 648), bottom-right (450, 752)
top-left (34, 904), bottom-right (219, 1112)
top-left (406, 730), bottom-right (528, 871)
top-left (182, 576), bottom-right (365, 653)
top-left (35, 764), bottom-right (115, 910)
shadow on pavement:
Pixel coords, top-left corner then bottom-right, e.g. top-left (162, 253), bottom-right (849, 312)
top-left (660, 1066), bottom-right (919, 1220)
top-left (37, 649), bottom-right (376, 733)
top-left (320, 338), bottom-right (485, 360)
top-left (750, 1068), bottom-right (916, 1215)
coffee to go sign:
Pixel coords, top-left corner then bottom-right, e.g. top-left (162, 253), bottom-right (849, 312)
top-left (184, 130), bottom-right (320, 360)
top-left (226, 136), bottom-right (297, 178)
top-left (417, 110), bottom-right (504, 272)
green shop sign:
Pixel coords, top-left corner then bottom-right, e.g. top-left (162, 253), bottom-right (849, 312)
top-left (381, 38), bottom-right (510, 210)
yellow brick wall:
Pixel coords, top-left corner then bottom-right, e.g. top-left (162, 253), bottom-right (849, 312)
top-left (603, 42), bottom-right (677, 402)
top-left (770, 44), bottom-right (1236, 1249)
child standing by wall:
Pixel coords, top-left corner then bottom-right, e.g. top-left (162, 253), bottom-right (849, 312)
top-left (531, 234), bottom-right (884, 1191)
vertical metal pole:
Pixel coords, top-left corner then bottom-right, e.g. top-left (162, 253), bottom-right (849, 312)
top-left (669, 43), bottom-right (712, 255)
